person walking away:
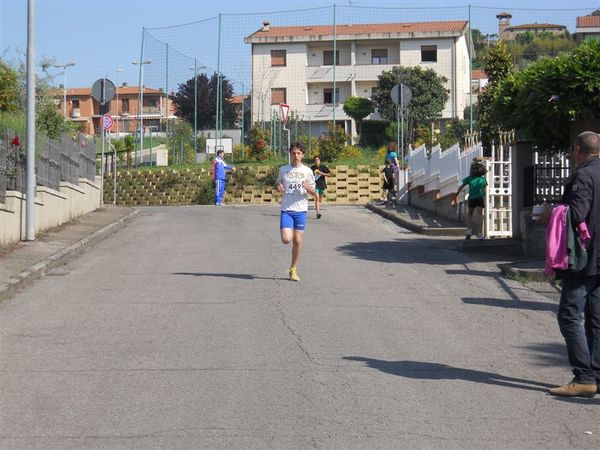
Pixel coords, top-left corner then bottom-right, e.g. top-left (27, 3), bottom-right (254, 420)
top-left (213, 149), bottom-right (236, 206)
top-left (549, 131), bottom-right (600, 398)
top-left (381, 158), bottom-right (396, 207)
top-left (384, 143), bottom-right (401, 201)
top-left (310, 156), bottom-right (330, 219)
top-left (457, 160), bottom-right (487, 240)
top-left (276, 142), bottom-right (316, 281)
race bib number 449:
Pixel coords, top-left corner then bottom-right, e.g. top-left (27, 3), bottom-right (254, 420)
top-left (286, 182), bottom-right (303, 194)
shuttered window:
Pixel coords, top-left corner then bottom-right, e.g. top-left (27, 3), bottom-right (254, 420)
top-left (323, 50), bottom-right (339, 66)
top-left (271, 50), bottom-right (287, 67)
top-left (371, 49), bottom-right (388, 64)
top-left (271, 88), bottom-right (286, 105)
top-left (421, 45), bottom-right (437, 62)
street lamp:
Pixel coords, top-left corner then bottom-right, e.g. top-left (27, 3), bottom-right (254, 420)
top-left (53, 61), bottom-right (76, 118)
top-left (132, 59), bottom-right (151, 165)
top-left (115, 68), bottom-right (123, 137)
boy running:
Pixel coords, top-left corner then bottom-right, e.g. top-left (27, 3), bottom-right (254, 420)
top-left (276, 142), bottom-right (316, 281)
top-left (310, 156), bottom-right (330, 219)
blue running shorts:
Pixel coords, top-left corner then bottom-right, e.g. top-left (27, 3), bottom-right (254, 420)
top-left (280, 211), bottom-right (307, 231)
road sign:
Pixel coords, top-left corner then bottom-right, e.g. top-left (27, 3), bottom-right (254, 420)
top-left (102, 114), bottom-right (114, 130)
top-left (92, 78), bottom-right (116, 104)
top-left (391, 83), bottom-right (412, 107)
top-left (280, 103), bottom-right (290, 125)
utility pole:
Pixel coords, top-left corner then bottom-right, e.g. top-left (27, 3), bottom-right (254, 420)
top-left (25, 0), bottom-right (36, 240)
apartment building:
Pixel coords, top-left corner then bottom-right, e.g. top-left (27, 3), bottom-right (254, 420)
top-left (54, 85), bottom-right (176, 136)
top-left (245, 20), bottom-right (471, 138)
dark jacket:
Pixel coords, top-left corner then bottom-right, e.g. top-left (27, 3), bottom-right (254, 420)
top-left (561, 157), bottom-right (600, 276)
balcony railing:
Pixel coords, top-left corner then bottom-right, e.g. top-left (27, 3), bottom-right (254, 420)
top-left (305, 63), bottom-right (395, 82)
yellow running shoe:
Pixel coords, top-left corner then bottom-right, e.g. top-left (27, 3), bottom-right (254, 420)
top-left (289, 267), bottom-right (300, 282)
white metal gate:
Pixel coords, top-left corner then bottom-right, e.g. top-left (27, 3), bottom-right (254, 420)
top-left (485, 132), bottom-right (513, 238)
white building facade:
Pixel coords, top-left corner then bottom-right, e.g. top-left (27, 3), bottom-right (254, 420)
top-left (245, 21), bottom-right (471, 139)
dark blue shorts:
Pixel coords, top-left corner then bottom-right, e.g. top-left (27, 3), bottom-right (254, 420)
top-left (280, 211), bottom-right (307, 231)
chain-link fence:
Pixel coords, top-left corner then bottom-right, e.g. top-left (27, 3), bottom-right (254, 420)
top-left (139, 4), bottom-right (595, 158)
top-left (0, 129), bottom-right (97, 203)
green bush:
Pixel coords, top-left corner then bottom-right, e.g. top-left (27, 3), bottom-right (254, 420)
top-left (339, 145), bottom-right (363, 159)
top-left (317, 123), bottom-right (349, 162)
top-left (233, 143), bottom-right (250, 161)
top-left (250, 125), bottom-right (272, 161)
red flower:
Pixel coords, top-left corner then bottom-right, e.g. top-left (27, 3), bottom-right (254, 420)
top-left (12, 135), bottom-right (21, 147)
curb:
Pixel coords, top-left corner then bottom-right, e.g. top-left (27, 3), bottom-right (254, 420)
top-left (497, 261), bottom-right (548, 282)
top-left (0, 209), bottom-right (139, 303)
top-left (365, 203), bottom-right (466, 236)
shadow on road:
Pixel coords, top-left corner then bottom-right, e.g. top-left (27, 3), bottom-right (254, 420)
top-left (336, 239), bottom-right (463, 265)
top-left (521, 342), bottom-right (569, 368)
top-left (343, 356), bottom-right (553, 393)
top-left (462, 297), bottom-right (557, 313)
top-left (173, 272), bottom-right (288, 281)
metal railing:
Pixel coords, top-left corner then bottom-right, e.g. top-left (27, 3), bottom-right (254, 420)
top-left (1, 128), bottom-right (97, 203)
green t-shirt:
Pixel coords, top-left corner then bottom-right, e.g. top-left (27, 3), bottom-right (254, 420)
top-left (461, 175), bottom-right (487, 199)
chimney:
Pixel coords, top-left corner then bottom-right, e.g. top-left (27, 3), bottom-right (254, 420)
top-left (262, 20), bottom-right (270, 32)
top-left (59, 84), bottom-right (64, 89)
top-left (122, 82), bottom-right (128, 87)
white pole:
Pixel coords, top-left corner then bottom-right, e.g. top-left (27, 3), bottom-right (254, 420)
top-left (25, 0), bottom-right (36, 240)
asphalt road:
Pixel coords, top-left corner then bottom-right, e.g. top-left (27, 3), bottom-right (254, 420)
top-left (1, 205), bottom-right (598, 449)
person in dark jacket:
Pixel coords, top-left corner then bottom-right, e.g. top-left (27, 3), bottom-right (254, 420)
top-left (549, 131), bottom-right (600, 398)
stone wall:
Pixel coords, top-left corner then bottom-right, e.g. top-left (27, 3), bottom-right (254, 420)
top-left (104, 165), bottom-right (384, 206)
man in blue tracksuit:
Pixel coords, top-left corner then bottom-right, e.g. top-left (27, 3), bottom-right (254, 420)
top-left (213, 149), bottom-right (236, 206)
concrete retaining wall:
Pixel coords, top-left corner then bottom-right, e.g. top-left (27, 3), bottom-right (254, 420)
top-left (0, 177), bottom-right (101, 245)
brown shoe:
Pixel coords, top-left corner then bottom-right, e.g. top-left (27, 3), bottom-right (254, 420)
top-left (549, 381), bottom-right (597, 398)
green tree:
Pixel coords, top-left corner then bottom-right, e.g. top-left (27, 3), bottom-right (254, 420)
top-left (490, 39), bottom-right (600, 152)
top-left (0, 59), bottom-right (19, 112)
top-left (171, 73), bottom-right (237, 130)
top-left (477, 41), bottom-right (514, 150)
top-left (342, 96), bottom-right (374, 136)
top-left (372, 66), bottom-right (449, 126)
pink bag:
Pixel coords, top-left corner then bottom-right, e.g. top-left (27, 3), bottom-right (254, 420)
top-left (544, 205), bottom-right (568, 275)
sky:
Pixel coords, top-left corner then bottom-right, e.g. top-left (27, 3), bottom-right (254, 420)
top-left (1, 0), bottom-right (598, 91)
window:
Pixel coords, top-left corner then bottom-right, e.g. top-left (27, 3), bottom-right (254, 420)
top-left (72, 99), bottom-right (80, 108)
top-left (421, 45), bottom-right (437, 62)
top-left (271, 88), bottom-right (286, 105)
top-left (371, 87), bottom-right (379, 98)
top-left (323, 50), bottom-right (339, 66)
top-left (271, 50), bottom-right (287, 67)
top-left (371, 49), bottom-right (388, 64)
top-left (323, 88), bottom-right (339, 104)
top-left (122, 98), bottom-right (130, 113)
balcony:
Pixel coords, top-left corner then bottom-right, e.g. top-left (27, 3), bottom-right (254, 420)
top-left (71, 108), bottom-right (81, 118)
top-left (304, 103), bottom-right (348, 121)
top-left (305, 63), bottom-right (396, 82)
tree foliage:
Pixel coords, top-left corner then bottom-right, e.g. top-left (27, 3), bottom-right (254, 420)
top-left (489, 39), bottom-right (600, 152)
top-left (342, 96), bottom-right (374, 135)
top-left (477, 41), bottom-right (514, 150)
top-left (0, 59), bottom-right (19, 112)
top-left (171, 73), bottom-right (238, 130)
top-left (372, 66), bottom-right (449, 125)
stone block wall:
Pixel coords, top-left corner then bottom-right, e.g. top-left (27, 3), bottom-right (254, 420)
top-left (105, 165), bottom-right (384, 206)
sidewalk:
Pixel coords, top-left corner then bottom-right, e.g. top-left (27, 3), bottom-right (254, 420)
top-left (0, 206), bottom-right (138, 302)
top-left (366, 202), bottom-right (546, 281)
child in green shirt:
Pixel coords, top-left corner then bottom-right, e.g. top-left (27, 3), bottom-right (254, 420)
top-left (457, 161), bottom-right (487, 240)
